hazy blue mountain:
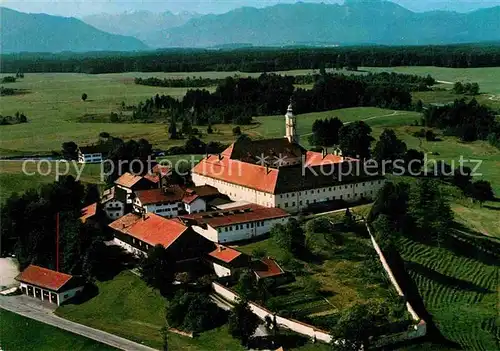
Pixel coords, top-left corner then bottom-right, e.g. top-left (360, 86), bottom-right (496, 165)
top-left (1, 7), bottom-right (148, 53)
top-left (161, 1), bottom-right (500, 47)
top-left (82, 10), bottom-right (200, 47)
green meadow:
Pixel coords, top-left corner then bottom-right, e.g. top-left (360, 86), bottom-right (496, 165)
top-left (0, 308), bottom-right (116, 351)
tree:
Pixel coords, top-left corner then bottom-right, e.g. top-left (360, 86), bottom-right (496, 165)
top-left (343, 208), bottom-right (355, 230)
top-left (372, 214), bottom-right (398, 251)
top-left (207, 123), bottom-right (213, 134)
top-left (402, 149), bottom-right (424, 175)
top-left (166, 291), bottom-right (224, 333)
top-left (330, 301), bottom-right (389, 351)
top-left (407, 179), bottom-right (453, 243)
top-left (228, 300), bottom-right (259, 346)
top-left (234, 270), bottom-right (259, 301)
top-left (83, 184), bottom-right (100, 206)
top-left (270, 218), bottom-right (305, 255)
top-left (372, 129), bottom-right (407, 167)
top-left (232, 126), bottom-right (241, 135)
top-left (467, 180), bottom-right (494, 205)
top-left (139, 245), bottom-right (175, 296)
top-left (61, 141), bottom-right (79, 160)
top-left (425, 130), bottom-right (436, 141)
top-left (181, 118), bottom-right (192, 136)
top-left (453, 82), bottom-right (464, 94)
top-left (338, 121), bottom-right (373, 159)
top-left (469, 82), bottom-right (480, 95)
top-left (305, 217), bottom-right (342, 248)
top-left (301, 276), bottom-right (321, 297)
top-left (415, 99), bottom-right (424, 112)
top-left (168, 118), bottom-right (178, 139)
top-left (308, 117), bottom-right (344, 147)
top-left (81, 93), bottom-right (88, 101)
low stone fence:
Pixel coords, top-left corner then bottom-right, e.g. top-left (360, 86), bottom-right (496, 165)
top-left (365, 223), bottom-right (427, 343)
top-left (212, 282), bottom-right (332, 343)
top-left (211, 223), bottom-right (427, 346)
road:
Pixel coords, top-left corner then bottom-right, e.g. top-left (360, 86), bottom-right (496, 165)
top-left (0, 294), bottom-right (158, 351)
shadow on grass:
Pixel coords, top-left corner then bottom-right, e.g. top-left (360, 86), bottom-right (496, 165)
top-left (95, 245), bottom-right (138, 282)
top-left (383, 250), bottom-right (462, 351)
top-left (65, 283), bottom-right (99, 305)
top-left (248, 332), bottom-right (311, 350)
top-left (406, 261), bottom-right (492, 294)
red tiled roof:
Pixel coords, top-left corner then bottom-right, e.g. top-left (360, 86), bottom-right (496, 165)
top-left (179, 204), bottom-right (289, 228)
top-left (135, 186), bottom-right (184, 205)
top-left (15, 265), bottom-right (73, 291)
top-left (208, 245), bottom-right (242, 263)
top-left (109, 212), bottom-right (187, 248)
top-left (152, 164), bottom-right (171, 176)
top-left (192, 155), bottom-right (279, 194)
top-left (144, 173), bottom-right (160, 184)
top-left (80, 203), bottom-right (97, 223)
top-left (304, 151), bottom-right (358, 167)
top-left (254, 258), bottom-right (285, 279)
top-left (182, 193), bottom-right (200, 204)
top-left (115, 172), bottom-right (144, 188)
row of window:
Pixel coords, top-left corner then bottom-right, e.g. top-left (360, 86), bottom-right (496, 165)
top-left (279, 180), bottom-right (382, 198)
top-left (221, 220), bottom-right (266, 232)
top-left (280, 191), bottom-right (375, 208)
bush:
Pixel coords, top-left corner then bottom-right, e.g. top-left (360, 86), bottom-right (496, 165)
top-left (232, 126), bottom-right (242, 135)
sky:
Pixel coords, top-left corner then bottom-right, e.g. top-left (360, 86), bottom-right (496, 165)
top-left (1, 0), bottom-right (499, 17)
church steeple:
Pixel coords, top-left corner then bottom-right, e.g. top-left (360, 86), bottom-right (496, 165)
top-left (285, 98), bottom-right (298, 144)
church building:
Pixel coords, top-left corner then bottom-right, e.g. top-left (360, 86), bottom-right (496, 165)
top-left (191, 102), bottom-right (385, 213)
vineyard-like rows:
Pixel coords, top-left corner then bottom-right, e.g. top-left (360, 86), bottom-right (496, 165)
top-left (398, 237), bottom-right (499, 351)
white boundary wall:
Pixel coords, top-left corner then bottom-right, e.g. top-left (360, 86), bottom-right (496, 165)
top-left (211, 223), bottom-right (428, 346)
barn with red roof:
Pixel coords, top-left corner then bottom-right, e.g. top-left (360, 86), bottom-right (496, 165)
top-left (109, 212), bottom-right (213, 262)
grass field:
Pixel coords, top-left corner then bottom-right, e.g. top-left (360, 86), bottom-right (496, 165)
top-left (0, 308), bottom-right (116, 351)
top-left (56, 270), bottom-right (327, 351)
top-left (362, 66), bottom-right (500, 110)
top-left (397, 236), bottom-right (499, 351)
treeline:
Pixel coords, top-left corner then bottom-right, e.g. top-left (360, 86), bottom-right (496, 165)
top-left (423, 98), bottom-right (499, 142)
top-left (0, 111), bottom-right (28, 125)
top-left (134, 76), bottom-right (225, 88)
top-left (2, 44), bottom-right (500, 74)
top-left (127, 72), bottom-right (418, 126)
top-left (0, 176), bottom-right (109, 280)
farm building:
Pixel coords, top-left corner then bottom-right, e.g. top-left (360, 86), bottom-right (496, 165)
top-left (114, 172), bottom-right (155, 204)
top-left (77, 145), bottom-right (108, 164)
top-left (207, 245), bottom-right (251, 277)
top-left (108, 212), bottom-right (213, 261)
top-left (178, 203), bottom-right (290, 243)
top-left (15, 265), bottom-right (85, 306)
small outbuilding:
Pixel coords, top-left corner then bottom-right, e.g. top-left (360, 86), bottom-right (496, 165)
top-left (15, 265), bottom-right (85, 306)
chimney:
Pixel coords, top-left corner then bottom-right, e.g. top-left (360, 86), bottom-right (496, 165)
top-left (218, 153), bottom-right (222, 161)
top-left (322, 148), bottom-right (326, 159)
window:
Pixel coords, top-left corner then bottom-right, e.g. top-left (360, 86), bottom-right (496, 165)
top-left (306, 200), bottom-right (309, 204)
top-left (317, 190), bottom-right (320, 194)
top-left (348, 194), bottom-right (350, 198)
top-left (362, 182), bottom-right (365, 186)
top-left (313, 199), bottom-right (316, 203)
top-left (286, 194), bottom-right (289, 198)
top-left (323, 189), bottom-right (325, 192)
top-left (329, 187), bottom-right (332, 191)
top-left (285, 202), bottom-right (288, 208)
top-left (251, 223), bottom-right (254, 228)
top-left (292, 202), bottom-right (296, 206)
top-left (299, 201), bottom-right (303, 205)
top-left (246, 223), bottom-right (249, 228)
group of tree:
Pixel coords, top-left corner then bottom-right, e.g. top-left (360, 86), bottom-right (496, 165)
top-left (0, 86), bottom-right (19, 96)
top-left (4, 44), bottom-right (500, 74)
top-left (135, 76), bottom-right (225, 88)
top-left (270, 218), bottom-right (306, 256)
top-left (423, 98), bottom-right (499, 142)
top-left (120, 71), bottom-right (421, 129)
top-left (452, 81), bottom-right (480, 95)
top-left (166, 290), bottom-right (226, 333)
top-left (0, 176), bottom-right (108, 280)
top-left (164, 137), bottom-right (227, 156)
top-left (1, 76), bottom-right (16, 83)
top-left (369, 179), bottom-right (454, 245)
top-left (308, 117), bottom-right (344, 147)
top-left (0, 111), bottom-right (28, 125)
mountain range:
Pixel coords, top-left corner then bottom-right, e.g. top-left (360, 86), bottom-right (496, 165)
top-left (82, 11), bottom-right (200, 48)
top-left (0, 7), bottom-right (147, 53)
top-left (159, 1), bottom-right (500, 47)
top-left (2, 1), bottom-right (500, 53)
